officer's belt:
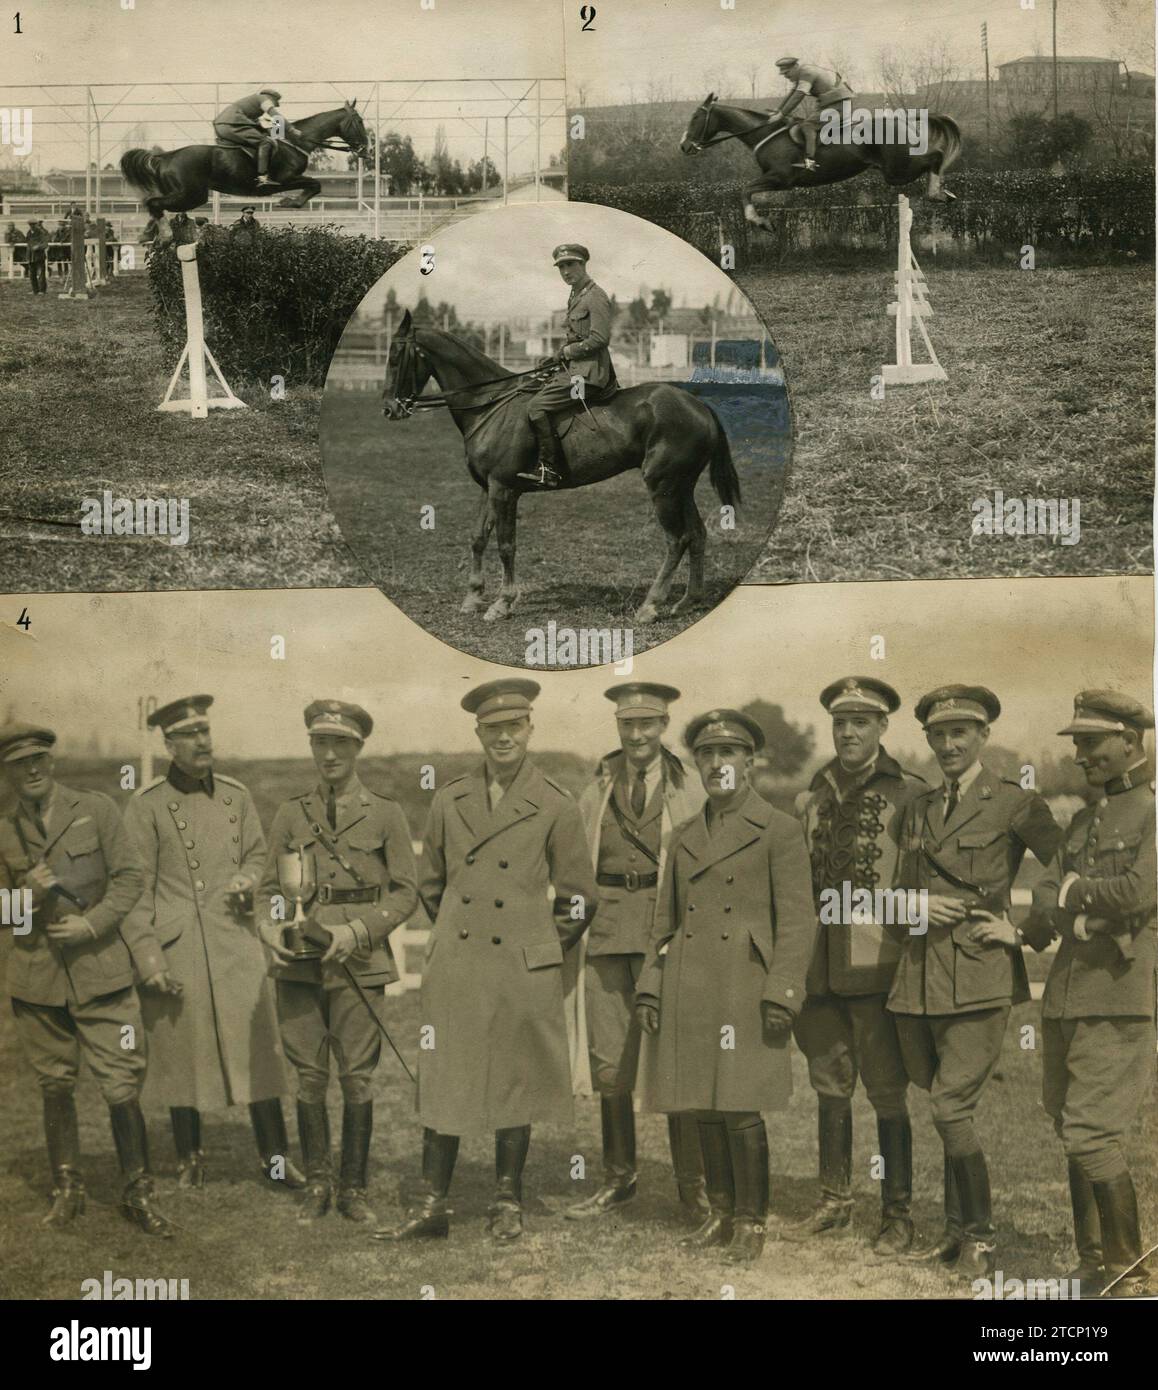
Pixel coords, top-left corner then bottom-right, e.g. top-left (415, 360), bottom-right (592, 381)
top-left (304, 811), bottom-right (379, 908)
top-left (316, 884), bottom-right (380, 906)
top-left (921, 844), bottom-right (1003, 914)
top-left (597, 871), bottom-right (658, 891)
top-left (606, 790), bottom-right (660, 865)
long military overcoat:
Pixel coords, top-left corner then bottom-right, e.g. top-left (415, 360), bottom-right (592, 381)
top-left (416, 758), bottom-right (597, 1135)
top-left (637, 790), bottom-right (817, 1113)
top-left (122, 770), bottom-right (288, 1109)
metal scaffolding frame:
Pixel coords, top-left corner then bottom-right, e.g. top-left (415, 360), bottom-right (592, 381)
top-left (2, 79), bottom-right (566, 235)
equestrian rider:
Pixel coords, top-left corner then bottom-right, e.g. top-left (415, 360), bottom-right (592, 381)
top-left (770, 58), bottom-right (855, 172)
top-left (517, 244), bottom-right (615, 491)
top-left (213, 88), bottom-right (303, 190)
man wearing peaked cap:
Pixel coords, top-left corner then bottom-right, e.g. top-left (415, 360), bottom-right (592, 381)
top-left (888, 684), bottom-right (1062, 1280)
top-left (0, 723), bottom-right (174, 1235)
top-left (259, 699), bottom-right (417, 1226)
top-left (378, 678), bottom-right (597, 1245)
top-left (787, 677), bottom-right (927, 1254)
top-left (565, 683), bottom-right (707, 1223)
top-left (516, 243), bottom-right (616, 489)
top-left (1017, 691), bottom-right (1155, 1297)
top-left (635, 706), bottom-right (816, 1263)
top-left (122, 695), bottom-right (301, 1194)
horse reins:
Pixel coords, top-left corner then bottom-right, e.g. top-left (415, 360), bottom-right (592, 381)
top-left (388, 339), bottom-right (552, 418)
top-left (685, 100), bottom-right (788, 155)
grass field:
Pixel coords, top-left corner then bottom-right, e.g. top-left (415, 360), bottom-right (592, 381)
top-left (0, 277), bottom-right (364, 592)
top-left (735, 262), bottom-right (1154, 584)
top-left (319, 384), bottom-right (791, 668)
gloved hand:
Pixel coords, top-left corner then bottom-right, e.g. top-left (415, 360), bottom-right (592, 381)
top-left (535, 353), bottom-right (562, 371)
top-left (141, 969), bottom-right (183, 996)
top-left (761, 1001), bottom-right (794, 1040)
top-left (636, 998), bottom-right (660, 1036)
top-left (322, 922), bottom-right (358, 965)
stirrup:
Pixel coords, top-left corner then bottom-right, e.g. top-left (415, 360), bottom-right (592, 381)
top-left (793, 158), bottom-right (819, 170)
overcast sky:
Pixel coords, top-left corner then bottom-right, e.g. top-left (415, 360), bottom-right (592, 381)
top-left (353, 202), bottom-right (753, 322)
top-left (3, 578), bottom-right (1149, 768)
top-left (563, 0), bottom-right (1155, 106)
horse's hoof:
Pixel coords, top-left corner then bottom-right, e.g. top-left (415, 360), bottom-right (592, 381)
top-left (460, 595), bottom-right (487, 615)
top-left (669, 596), bottom-right (698, 618)
top-left (634, 605), bottom-right (659, 626)
top-left (483, 602), bottom-right (514, 623)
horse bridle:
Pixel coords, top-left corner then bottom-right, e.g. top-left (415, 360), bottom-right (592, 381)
top-left (683, 98), bottom-right (786, 155)
top-left (385, 335), bottom-right (550, 418)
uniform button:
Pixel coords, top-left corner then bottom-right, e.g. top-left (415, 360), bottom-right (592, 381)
top-left (685, 931), bottom-right (694, 939)
top-left (786, 988), bottom-right (795, 999)
top-left (328, 853), bottom-right (336, 860)
top-left (494, 899), bottom-right (503, 908)
top-left (1116, 841), bottom-right (1125, 850)
top-left (232, 835), bottom-right (240, 843)
top-left (231, 857), bottom-right (239, 865)
top-left (726, 875), bottom-right (734, 884)
top-left (184, 840), bottom-right (195, 850)
top-left (462, 895), bottom-right (471, 904)
top-left (177, 820), bottom-right (188, 830)
top-left (466, 854), bottom-right (476, 865)
top-left (459, 929), bottom-right (469, 939)
top-left (721, 933), bottom-right (730, 940)
top-left (223, 797), bottom-right (232, 805)
top-left (189, 859), bottom-right (200, 869)
top-left (492, 935), bottom-right (502, 945)
top-left (194, 880), bottom-right (205, 891)
top-left (229, 815), bottom-right (238, 824)
top-left (499, 859), bottom-right (509, 869)
top-left (629, 852), bottom-right (637, 861)
top-left (688, 904), bottom-right (695, 912)
top-left (724, 905), bottom-right (732, 913)
top-left (328, 870), bottom-right (336, 879)
top-left (168, 801), bottom-right (180, 811)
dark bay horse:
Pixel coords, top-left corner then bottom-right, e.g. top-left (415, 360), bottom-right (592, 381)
top-left (680, 94), bottom-right (962, 232)
top-left (120, 101), bottom-right (368, 216)
top-left (381, 309), bottom-right (741, 625)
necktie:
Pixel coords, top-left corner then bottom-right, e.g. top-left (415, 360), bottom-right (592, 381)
top-left (630, 769), bottom-right (647, 819)
top-left (31, 800), bottom-right (47, 840)
top-left (326, 786), bottom-right (337, 830)
top-left (944, 780), bottom-right (960, 821)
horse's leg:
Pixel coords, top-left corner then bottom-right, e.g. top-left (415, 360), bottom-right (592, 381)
top-left (461, 487), bottom-right (493, 614)
top-left (276, 176), bottom-right (322, 209)
top-left (483, 484), bottom-right (520, 623)
top-left (669, 489), bottom-right (708, 617)
top-left (744, 176), bottom-right (785, 234)
top-left (634, 471), bottom-right (690, 626)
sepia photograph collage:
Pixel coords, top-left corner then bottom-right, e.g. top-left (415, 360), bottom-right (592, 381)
top-left (0, 0), bottom-right (1154, 1348)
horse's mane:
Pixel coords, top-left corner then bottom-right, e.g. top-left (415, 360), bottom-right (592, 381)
top-left (415, 327), bottom-right (512, 379)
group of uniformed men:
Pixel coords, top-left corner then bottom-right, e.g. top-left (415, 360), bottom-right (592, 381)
top-left (0, 675), bottom-right (1152, 1295)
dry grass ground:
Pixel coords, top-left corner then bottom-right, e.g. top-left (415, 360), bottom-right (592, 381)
top-left (737, 263), bottom-right (1154, 584)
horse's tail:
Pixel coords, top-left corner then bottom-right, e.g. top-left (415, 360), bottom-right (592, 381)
top-left (929, 115), bottom-right (963, 176)
top-left (120, 148), bottom-right (169, 201)
top-left (708, 412), bottom-right (741, 509)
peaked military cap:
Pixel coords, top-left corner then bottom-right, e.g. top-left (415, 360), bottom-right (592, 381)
top-left (776, 56), bottom-right (800, 68)
top-left (149, 695), bottom-right (213, 735)
top-left (820, 676), bottom-right (900, 716)
top-left (684, 708), bottom-right (765, 753)
top-left (916, 685), bottom-right (1000, 728)
top-left (604, 682), bottom-right (680, 719)
top-left (305, 699), bottom-right (373, 741)
top-left (259, 88), bottom-right (283, 100)
top-left (462, 678), bottom-right (541, 725)
top-left (0, 722), bottom-right (56, 762)
top-left (552, 243), bottom-right (589, 265)
top-left (1057, 690), bottom-right (1154, 736)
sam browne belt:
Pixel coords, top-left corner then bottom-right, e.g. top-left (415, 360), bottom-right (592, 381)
top-left (315, 884), bottom-right (381, 906)
top-left (597, 870), bottom-right (658, 891)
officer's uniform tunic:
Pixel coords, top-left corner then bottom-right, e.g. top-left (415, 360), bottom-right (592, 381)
top-left (213, 94), bottom-right (273, 149)
top-left (122, 767), bottom-right (288, 1110)
top-left (1, 786), bottom-right (152, 1104)
top-left (416, 758), bottom-right (597, 1135)
top-left (260, 778), bottom-right (418, 1104)
top-left (526, 278), bottom-right (615, 419)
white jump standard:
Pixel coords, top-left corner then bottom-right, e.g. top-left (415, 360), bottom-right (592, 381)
top-left (881, 194), bottom-right (947, 386)
top-left (157, 242), bottom-right (247, 419)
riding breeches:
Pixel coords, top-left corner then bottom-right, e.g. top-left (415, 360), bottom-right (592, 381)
top-left (212, 121), bottom-right (264, 150)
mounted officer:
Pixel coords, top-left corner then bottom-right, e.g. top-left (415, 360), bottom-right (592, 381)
top-left (212, 88), bottom-right (303, 190)
top-left (770, 57), bottom-right (855, 171)
top-left (517, 244), bottom-right (616, 491)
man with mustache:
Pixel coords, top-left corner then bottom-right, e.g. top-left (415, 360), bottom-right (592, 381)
top-left (889, 685), bottom-right (1062, 1278)
top-left (1004, 691), bottom-right (1155, 1298)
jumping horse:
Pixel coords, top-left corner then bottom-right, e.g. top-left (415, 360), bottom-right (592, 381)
top-left (680, 94), bottom-right (962, 232)
top-left (381, 309), bottom-right (741, 625)
top-left (120, 101), bottom-right (369, 216)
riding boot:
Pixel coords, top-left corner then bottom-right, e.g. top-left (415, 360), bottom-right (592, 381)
top-left (1093, 1172), bottom-right (1150, 1297)
top-left (722, 1119), bottom-right (768, 1264)
top-left (336, 1102), bottom-right (377, 1224)
top-left (255, 139), bottom-right (276, 188)
top-left (783, 1097), bottom-right (853, 1240)
top-left (565, 1094), bottom-right (637, 1219)
top-left (110, 1100), bottom-right (174, 1237)
top-left (375, 1128), bottom-right (458, 1241)
top-left (517, 415), bottom-right (564, 489)
top-left (951, 1151), bottom-right (997, 1277)
top-left (792, 123), bottom-right (819, 170)
top-left (903, 1149), bottom-right (963, 1263)
top-left (489, 1125), bottom-right (531, 1243)
top-left (295, 1100), bottom-right (333, 1224)
top-left (872, 1115), bottom-right (914, 1254)
top-left (170, 1106), bottom-right (205, 1189)
top-left (1065, 1160), bottom-right (1104, 1295)
top-left (668, 1112), bottom-right (709, 1219)
top-left (250, 1098), bottom-right (307, 1189)
top-left (41, 1093), bottom-right (85, 1229)
top-left (680, 1117), bottom-right (735, 1251)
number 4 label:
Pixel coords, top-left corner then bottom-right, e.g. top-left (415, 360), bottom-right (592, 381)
top-left (16, 608), bottom-right (30, 630)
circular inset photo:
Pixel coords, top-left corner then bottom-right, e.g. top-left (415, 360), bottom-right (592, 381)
top-left (320, 202), bottom-right (792, 669)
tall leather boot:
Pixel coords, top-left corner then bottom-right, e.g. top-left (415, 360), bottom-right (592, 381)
top-left (490, 1125), bottom-right (531, 1243)
top-left (784, 1097), bottom-right (853, 1239)
top-left (375, 1128), bottom-right (459, 1241)
top-left (668, 1113), bottom-right (709, 1219)
top-left (722, 1118), bottom-right (769, 1264)
top-left (42, 1092), bottom-right (85, 1229)
top-left (680, 1117), bottom-right (734, 1251)
top-left (952, 1150), bottom-right (997, 1277)
top-left (1066, 1160), bottom-right (1104, 1295)
top-left (255, 139), bottom-right (275, 188)
top-left (250, 1098), bottom-right (307, 1189)
top-left (517, 415), bottom-right (564, 489)
top-left (872, 1115), bottom-right (914, 1254)
top-left (109, 1100), bottom-right (174, 1237)
top-left (336, 1102), bottom-right (377, 1223)
top-left (296, 1100), bottom-right (333, 1224)
top-left (903, 1149), bottom-right (962, 1263)
top-left (171, 1106), bottom-right (204, 1189)
top-left (1093, 1172), bottom-right (1150, 1297)
top-left (565, 1093), bottom-right (637, 1220)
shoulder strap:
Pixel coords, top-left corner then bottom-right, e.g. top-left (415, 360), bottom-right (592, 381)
top-left (606, 790), bottom-right (660, 865)
top-left (300, 804), bottom-right (371, 889)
